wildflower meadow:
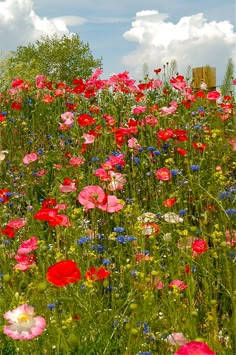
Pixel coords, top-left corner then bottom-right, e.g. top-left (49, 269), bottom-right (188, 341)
top-left (0, 69), bottom-right (235, 354)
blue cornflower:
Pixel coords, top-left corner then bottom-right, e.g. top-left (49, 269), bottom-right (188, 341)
top-left (147, 146), bottom-right (156, 151)
top-left (91, 157), bottom-right (100, 162)
top-left (218, 191), bottom-right (232, 200)
top-left (77, 237), bottom-right (92, 245)
top-left (37, 148), bottom-right (44, 155)
top-left (102, 259), bottom-right (111, 265)
top-left (191, 165), bottom-right (200, 171)
top-left (153, 150), bottom-right (161, 155)
top-left (113, 227), bottom-right (125, 233)
top-left (133, 157), bottom-right (140, 165)
top-left (47, 303), bottom-right (56, 310)
top-left (91, 244), bottom-right (105, 253)
top-left (126, 198), bottom-right (133, 205)
top-left (179, 210), bottom-right (187, 216)
top-left (225, 209), bottom-right (236, 217)
top-left (130, 270), bottom-right (137, 277)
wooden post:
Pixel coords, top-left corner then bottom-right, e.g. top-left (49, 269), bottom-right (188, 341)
top-left (192, 66), bottom-right (216, 91)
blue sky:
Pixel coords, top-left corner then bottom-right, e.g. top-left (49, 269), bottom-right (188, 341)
top-left (0, 0), bottom-right (235, 84)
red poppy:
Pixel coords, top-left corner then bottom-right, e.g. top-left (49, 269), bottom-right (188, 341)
top-left (1, 226), bottom-right (16, 238)
top-left (0, 189), bottom-right (10, 203)
top-left (174, 340), bottom-right (216, 355)
top-left (206, 91), bottom-right (220, 101)
top-left (163, 198), bottom-right (177, 208)
top-left (11, 102), bottom-right (22, 110)
top-left (85, 266), bottom-right (110, 281)
top-left (77, 114), bottom-right (96, 127)
top-left (41, 95), bottom-right (54, 103)
top-left (192, 239), bottom-right (208, 254)
top-left (193, 142), bottom-right (207, 152)
top-left (155, 167), bottom-right (172, 181)
top-left (176, 148), bottom-right (188, 156)
top-left (157, 129), bottom-right (174, 141)
top-left (154, 68), bottom-right (161, 74)
top-left (46, 260), bottom-right (81, 287)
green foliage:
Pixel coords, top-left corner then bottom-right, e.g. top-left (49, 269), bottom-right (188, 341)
top-left (221, 58), bottom-right (234, 96)
top-left (0, 34), bottom-right (102, 85)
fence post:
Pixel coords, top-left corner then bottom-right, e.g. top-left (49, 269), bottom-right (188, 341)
top-left (192, 66), bottom-right (216, 91)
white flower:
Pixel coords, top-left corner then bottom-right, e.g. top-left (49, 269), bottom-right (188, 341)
top-left (0, 150), bottom-right (8, 162)
top-left (163, 212), bottom-right (183, 224)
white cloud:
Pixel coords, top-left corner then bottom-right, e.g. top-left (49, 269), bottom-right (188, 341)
top-left (0, 0), bottom-right (85, 52)
top-left (122, 10), bottom-right (236, 84)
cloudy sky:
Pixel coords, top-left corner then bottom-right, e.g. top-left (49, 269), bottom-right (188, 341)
top-left (0, 0), bottom-right (235, 85)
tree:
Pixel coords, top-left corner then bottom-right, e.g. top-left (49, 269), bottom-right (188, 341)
top-left (221, 58), bottom-right (234, 96)
top-left (0, 34), bottom-right (102, 85)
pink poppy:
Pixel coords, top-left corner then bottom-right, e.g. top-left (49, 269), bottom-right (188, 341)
top-left (167, 333), bottom-right (188, 346)
top-left (98, 194), bottom-right (124, 213)
top-left (17, 237), bottom-right (38, 255)
top-left (206, 91), bottom-right (220, 101)
top-left (132, 106), bottom-right (146, 114)
top-left (3, 304), bottom-right (46, 340)
top-left (23, 152), bottom-right (38, 165)
top-left (156, 167), bottom-right (172, 181)
top-left (7, 218), bottom-right (26, 230)
top-left (69, 157), bottom-right (85, 167)
top-left (78, 185), bottom-right (106, 210)
top-left (59, 179), bottom-right (77, 193)
top-left (174, 341), bottom-right (216, 355)
top-left (108, 171), bottom-right (126, 191)
top-left (128, 137), bottom-right (141, 149)
top-left (83, 133), bottom-right (95, 144)
top-left (160, 106), bottom-right (177, 115)
top-left (35, 75), bottom-right (47, 89)
top-left (14, 254), bottom-right (36, 271)
top-left (169, 279), bottom-right (187, 290)
top-left (225, 230), bottom-right (236, 246)
top-left (233, 78), bottom-right (236, 85)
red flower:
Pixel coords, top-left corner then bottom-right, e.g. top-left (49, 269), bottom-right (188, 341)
top-left (192, 239), bottom-right (208, 254)
top-left (46, 260), bottom-right (81, 287)
top-left (174, 341), bottom-right (216, 355)
top-left (163, 198), bottom-right (177, 208)
top-left (176, 148), bottom-right (188, 156)
top-left (11, 102), bottom-right (22, 110)
top-left (206, 91), bottom-right (220, 101)
top-left (155, 167), bottom-right (172, 181)
top-left (154, 68), bottom-right (161, 74)
top-left (1, 226), bottom-right (16, 238)
top-left (85, 266), bottom-right (110, 281)
top-left (41, 95), bottom-right (54, 103)
top-left (193, 142), bottom-right (207, 152)
top-left (157, 128), bottom-right (174, 141)
top-left (0, 189), bottom-right (10, 203)
top-left (77, 114), bottom-right (96, 127)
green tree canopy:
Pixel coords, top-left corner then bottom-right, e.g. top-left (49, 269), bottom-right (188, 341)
top-left (0, 34), bottom-right (102, 85)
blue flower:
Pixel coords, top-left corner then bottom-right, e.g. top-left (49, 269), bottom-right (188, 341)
top-left (47, 303), bottom-right (56, 310)
top-left (113, 227), bottom-right (125, 233)
top-left (179, 210), bottom-right (186, 216)
top-left (102, 259), bottom-right (111, 265)
top-left (191, 165), bottom-right (200, 171)
top-left (91, 244), bottom-right (105, 253)
top-left (225, 209), bottom-right (236, 217)
top-left (77, 237), bottom-right (92, 245)
top-left (218, 191), bottom-right (232, 200)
